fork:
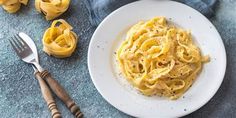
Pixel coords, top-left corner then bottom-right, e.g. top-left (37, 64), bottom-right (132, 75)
top-left (9, 35), bottom-right (62, 118)
top-left (9, 34), bottom-right (83, 118)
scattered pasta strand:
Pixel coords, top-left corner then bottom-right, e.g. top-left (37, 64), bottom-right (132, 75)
top-left (0, 0), bottom-right (28, 13)
top-left (42, 19), bottom-right (78, 58)
top-left (35, 0), bottom-right (70, 20)
top-left (117, 17), bottom-right (210, 100)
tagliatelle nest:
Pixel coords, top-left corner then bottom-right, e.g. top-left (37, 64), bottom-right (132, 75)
top-left (0, 0), bottom-right (28, 13)
top-left (35, 0), bottom-right (70, 20)
top-left (42, 19), bottom-right (78, 58)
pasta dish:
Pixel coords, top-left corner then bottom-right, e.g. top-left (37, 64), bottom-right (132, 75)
top-left (117, 17), bottom-right (209, 99)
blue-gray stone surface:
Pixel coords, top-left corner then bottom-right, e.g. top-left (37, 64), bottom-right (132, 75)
top-left (0, 0), bottom-right (235, 118)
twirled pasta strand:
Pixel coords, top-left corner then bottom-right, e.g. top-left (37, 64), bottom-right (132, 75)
top-left (35, 0), bottom-right (70, 20)
top-left (42, 19), bottom-right (78, 58)
top-left (117, 17), bottom-right (209, 99)
top-left (0, 0), bottom-right (28, 13)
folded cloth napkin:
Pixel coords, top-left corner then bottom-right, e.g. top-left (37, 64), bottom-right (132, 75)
top-left (84, 0), bottom-right (217, 27)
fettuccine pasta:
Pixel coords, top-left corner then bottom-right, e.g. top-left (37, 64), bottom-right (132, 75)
top-left (43, 19), bottom-right (78, 58)
top-left (117, 17), bottom-right (209, 99)
top-left (35, 0), bottom-right (70, 20)
top-left (0, 0), bottom-right (28, 13)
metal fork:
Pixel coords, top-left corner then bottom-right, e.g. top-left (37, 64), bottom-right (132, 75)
top-left (9, 33), bottom-right (83, 118)
top-left (9, 34), bottom-right (62, 118)
top-left (9, 35), bottom-right (43, 71)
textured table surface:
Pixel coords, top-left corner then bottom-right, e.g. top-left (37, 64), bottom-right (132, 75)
top-left (0, 0), bottom-right (235, 118)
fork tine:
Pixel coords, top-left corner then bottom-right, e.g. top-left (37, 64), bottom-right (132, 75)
top-left (13, 34), bottom-right (25, 49)
top-left (11, 37), bottom-right (22, 51)
top-left (9, 39), bottom-right (20, 53)
top-left (16, 34), bottom-right (28, 47)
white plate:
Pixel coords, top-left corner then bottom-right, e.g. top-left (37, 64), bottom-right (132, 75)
top-left (88, 1), bottom-right (226, 117)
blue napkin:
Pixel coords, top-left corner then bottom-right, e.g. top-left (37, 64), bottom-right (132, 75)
top-left (84, 0), bottom-right (217, 27)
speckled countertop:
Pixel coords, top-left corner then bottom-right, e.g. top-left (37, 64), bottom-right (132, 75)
top-left (0, 0), bottom-right (235, 118)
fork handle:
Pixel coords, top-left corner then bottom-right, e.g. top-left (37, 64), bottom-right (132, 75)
top-left (40, 70), bottom-right (83, 118)
top-left (34, 71), bottom-right (62, 118)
